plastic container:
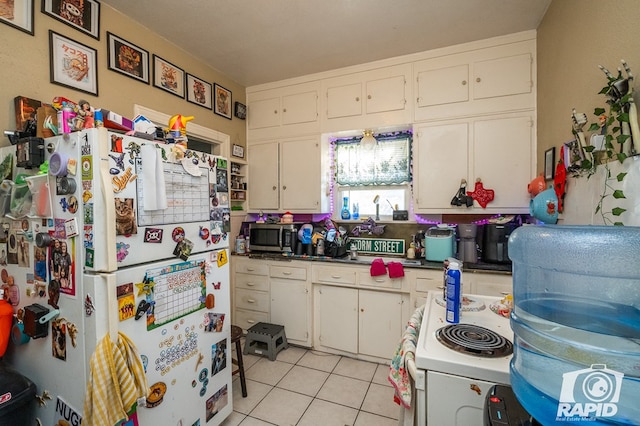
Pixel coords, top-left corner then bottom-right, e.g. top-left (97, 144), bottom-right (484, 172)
top-left (508, 225), bottom-right (640, 425)
top-left (0, 363), bottom-right (37, 426)
top-left (341, 197), bottom-right (351, 220)
top-left (445, 262), bottom-right (461, 324)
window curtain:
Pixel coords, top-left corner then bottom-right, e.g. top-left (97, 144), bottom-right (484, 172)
top-left (335, 133), bottom-right (411, 186)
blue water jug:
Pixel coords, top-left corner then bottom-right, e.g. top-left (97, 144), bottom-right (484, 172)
top-left (508, 225), bottom-right (640, 425)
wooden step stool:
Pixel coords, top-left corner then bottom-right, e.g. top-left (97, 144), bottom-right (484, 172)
top-left (243, 322), bottom-right (288, 361)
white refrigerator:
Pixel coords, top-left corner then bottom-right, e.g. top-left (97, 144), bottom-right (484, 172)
top-left (4, 128), bottom-right (233, 425)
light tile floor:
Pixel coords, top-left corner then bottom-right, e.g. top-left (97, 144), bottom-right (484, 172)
top-left (222, 339), bottom-right (399, 426)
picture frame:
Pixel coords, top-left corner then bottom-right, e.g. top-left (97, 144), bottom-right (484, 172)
top-left (0, 0), bottom-right (34, 35)
top-left (186, 73), bottom-right (212, 109)
top-left (544, 147), bottom-right (556, 180)
top-left (106, 32), bottom-right (149, 84)
top-left (234, 101), bottom-right (247, 120)
top-left (153, 55), bottom-right (184, 98)
top-left (214, 83), bottom-right (232, 120)
top-left (42, 0), bottom-right (100, 40)
top-left (49, 30), bottom-right (98, 96)
top-left (232, 144), bottom-right (244, 159)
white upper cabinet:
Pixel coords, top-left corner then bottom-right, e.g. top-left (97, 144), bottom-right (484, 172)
top-left (247, 81), bottom-right (320, 140)
top-left (321, 64), bottom-right (413, 132)
top-left (414, 40), bottom-right (535, 121)
top-left (413, 112), bottom-right (535, 214)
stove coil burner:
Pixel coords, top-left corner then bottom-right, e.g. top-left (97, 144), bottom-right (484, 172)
top-left (435, 324), bottom-right (513, 357)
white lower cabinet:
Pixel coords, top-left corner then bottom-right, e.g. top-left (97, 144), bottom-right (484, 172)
top-left (427, 371), bottom-right (496, 425)
top-left (468, 272), bottom-right (512, 297)
top-left (314, 284), bottom-right (407, 360)
top-left (270, 277), bottom-right (312, 346)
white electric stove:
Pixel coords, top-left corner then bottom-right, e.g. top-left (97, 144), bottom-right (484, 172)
top-left (413, 291), bottom-right (514, 426)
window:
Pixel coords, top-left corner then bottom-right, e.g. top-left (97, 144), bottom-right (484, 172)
top-left (333, 131), bottom-right (412, 220)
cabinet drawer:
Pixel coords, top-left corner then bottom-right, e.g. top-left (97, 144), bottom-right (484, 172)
top-left (416, 276), bottom-right (444, 293)
top-left (235, 289), bottom-right (270, 312)
top-left (235, 261), bottom-right (269, 275)
top-left (313, 266), bottom-right (357, 285)
top-left (358, 272), bottom-right (402, 289)
top-left (270, 264), bottom-right (307, 280)
top-left (234, 308), bottom-right (269, 331)
top-left (235, 272), bottom-right (270, 292)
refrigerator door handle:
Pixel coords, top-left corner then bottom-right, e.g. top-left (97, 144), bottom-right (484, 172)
top-left (96, 128), bottom-right (117, 271)
top-left (104, 272), bottom-right (119, 342)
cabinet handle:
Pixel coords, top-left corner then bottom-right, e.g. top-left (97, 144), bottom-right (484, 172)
top-left (246, 282), bottom-right (255, 286)
top-left (367, 94), bottom-right (372, 100)
top-left (476, 77), bottom-right (481, 83)
top-left (274, 110), bottom-right (278, 114)
top-left (247, 299), bottom-right (256, 303)
top-left (282, 271), bottom-right (292, 275)
top-left (360, 308), bottom-right (364, 312)
top-left (282, 185), bottom-right (287, 190)
top-left (330, 275), bottom-right (342, 279)
top-left (272, 186), bottom-right (277, 190)
top-left (246, 267), bottom-right (255, 272)
top-left (462, 80), bottom-right (467, 85)
top-left (375, 278), bottom-right (385, 283)
top-left (247, 319), bottom-right (255, 324)
top-left (355, 97), bottom-right (360, 102)
top-left (283, 108), bottom-right (287, 113)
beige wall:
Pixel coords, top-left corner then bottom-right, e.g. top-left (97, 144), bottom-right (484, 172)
top-left (537, 0), bottom-right (640, 169)
top-left (0, 4), bottom-right (246, 149)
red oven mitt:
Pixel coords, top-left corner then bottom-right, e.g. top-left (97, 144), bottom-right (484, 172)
top-left (387, 261), bottom-right (405, 278)
top-left (370, 258), bottom-right (387, 276)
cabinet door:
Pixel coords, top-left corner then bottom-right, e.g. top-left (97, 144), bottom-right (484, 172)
top-left (472, 114), bottom-right (533, 209)
top-left (280, 137), bottom-right (321, 210)
top-left (416, 64), bottom-right (469, 108)
top-left (366, 74), bottom-right (407, 114)
top-left (326, 82), bottom-right (362, 119)
top-left (358, 290), bottom-right (403, 359)
top-left (271, 278), bottom-right (311, 346)
top-left (248, 96), bottom-right (281, 130)
top-left (248, 141), bottom-right (280, 210)
top-left (427, 371), bottom-right (495, 426)
top-left (315, 285), bottom-right (358, 353)
top-left (282, 90), bottom-right (318, 126)
top-left (469, 273), bottom-right (512, 297)
top-left (413, 122), bottom-right (469, 211)
top-left (473, 53), bottom-right (532, 100)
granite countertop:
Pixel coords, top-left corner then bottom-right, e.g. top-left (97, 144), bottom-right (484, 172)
top-left (234, 252), bottom-right (512, 274)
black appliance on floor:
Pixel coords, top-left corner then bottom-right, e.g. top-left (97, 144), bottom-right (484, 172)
top-left (485, 384), bottom-right (540, 426)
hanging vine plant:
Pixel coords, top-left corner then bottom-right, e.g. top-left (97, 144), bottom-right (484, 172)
top-left (575, 60), bottom-right (639, 225)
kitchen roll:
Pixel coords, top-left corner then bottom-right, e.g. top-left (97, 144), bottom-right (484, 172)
top-left (141, 144), bottom-right (168, 211)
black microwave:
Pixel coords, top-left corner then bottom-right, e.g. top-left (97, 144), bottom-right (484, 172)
top-left (248, 223), bottom-right (299, 253)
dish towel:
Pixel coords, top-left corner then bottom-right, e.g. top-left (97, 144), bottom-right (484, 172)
top-left (389, 304), bottom-right (424, 408)
top-left (83, 332), bottom-right (149, 426)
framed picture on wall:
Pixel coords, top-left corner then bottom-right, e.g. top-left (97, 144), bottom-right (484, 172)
top-left (49, 30), bottom-right (98, 96)
top-left (186, 74), bottom-right (212, 109)
top-left (42, 0), bottom-right (100, 39)
top-left (106, 32), bottom-right (149, 84)
top-left (544, 147), bottom-right (556, 180)
top-left (214, 83), bottom-right (232, 120)
top-left (153, 55), bottom-right (185, 98)
top-left (0, 0), bottom-right (34, 35)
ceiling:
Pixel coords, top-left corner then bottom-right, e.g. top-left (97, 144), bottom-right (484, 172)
top-left (100, 0), bottom-right (552, 88)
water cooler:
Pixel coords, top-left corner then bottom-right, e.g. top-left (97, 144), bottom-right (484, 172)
top-left (508, 225), bottom-right (639, 425)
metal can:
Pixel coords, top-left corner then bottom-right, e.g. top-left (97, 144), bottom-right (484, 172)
top-left (236, 237), bottom-right (246, 254)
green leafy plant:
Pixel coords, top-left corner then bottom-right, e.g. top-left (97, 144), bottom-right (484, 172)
top-left (577, 62), bottom-right (636, 225)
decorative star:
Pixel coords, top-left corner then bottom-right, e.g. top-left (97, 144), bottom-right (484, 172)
top-left (467, 179), bottom-right (495, 208)
top-left (135, 278), bottom-right (155, 297)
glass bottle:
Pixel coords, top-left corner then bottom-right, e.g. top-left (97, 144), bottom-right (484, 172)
top-left (341, 197), bottom-right (351, 220)
top-left (352, 202), bottom-right (359, 220)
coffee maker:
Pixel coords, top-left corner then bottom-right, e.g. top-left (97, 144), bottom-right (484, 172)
top-left (457, 224), bottom-right (478, 264)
